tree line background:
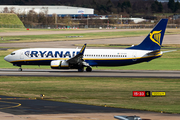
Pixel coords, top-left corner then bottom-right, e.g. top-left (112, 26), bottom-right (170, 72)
top-left (1, 0), bottom-right (180, 14)
top-left (1, 0), bottom-right (180, 26)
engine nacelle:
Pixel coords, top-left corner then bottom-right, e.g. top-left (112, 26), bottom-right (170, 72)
top-left (51, 60), bottom-right (69, 69)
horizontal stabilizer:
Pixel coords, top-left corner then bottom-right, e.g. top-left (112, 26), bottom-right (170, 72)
top-left (146, 50), bottom-right (160, 55)
top-left (162, 50), bottom-right (177, 53)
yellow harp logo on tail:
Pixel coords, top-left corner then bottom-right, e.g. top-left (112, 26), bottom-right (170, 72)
top-left (149, 30), bottom-right (162, 46)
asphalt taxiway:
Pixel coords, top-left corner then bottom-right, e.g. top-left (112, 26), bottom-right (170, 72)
top-left (0, 69), bottom-right (180, 78)
top-left (0, 95), bottom-right (180, 120)
top-left (0, 95), bottom-right (151, 115)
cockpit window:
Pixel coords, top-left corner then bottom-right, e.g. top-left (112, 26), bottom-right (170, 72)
top-left (11, 53), bottom-right (15, 55)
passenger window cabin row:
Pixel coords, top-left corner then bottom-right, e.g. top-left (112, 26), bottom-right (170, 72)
top-left (84, 54), bottom-right (127, 57)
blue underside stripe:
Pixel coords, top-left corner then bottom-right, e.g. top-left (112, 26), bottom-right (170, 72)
top-left (11, 55), bottom-right (161, 66)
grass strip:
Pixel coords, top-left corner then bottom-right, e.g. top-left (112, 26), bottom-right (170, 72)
top-left (0, 76), bottom-right (180, 114)
top-left (0, 13), bottom-right (24, 28)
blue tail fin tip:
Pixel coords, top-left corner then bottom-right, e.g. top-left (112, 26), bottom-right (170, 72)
top-left (79, 43), bottom-right (87, 55)
top-left (127, 19), bottom-right (168, 50)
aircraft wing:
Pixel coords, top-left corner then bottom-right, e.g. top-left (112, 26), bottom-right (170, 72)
top-left (67, 44), bottom-right (90, 66)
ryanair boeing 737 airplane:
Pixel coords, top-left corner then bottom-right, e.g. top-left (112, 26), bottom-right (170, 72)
top-left (4, 19), bottom-right (169, 72)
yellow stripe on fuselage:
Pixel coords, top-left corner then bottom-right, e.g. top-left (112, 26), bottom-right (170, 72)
top-left (51, 65), bottom-right (59, 67)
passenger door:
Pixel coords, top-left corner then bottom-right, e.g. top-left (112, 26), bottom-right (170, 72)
top-left (20, 51), bottom-right (24, 59)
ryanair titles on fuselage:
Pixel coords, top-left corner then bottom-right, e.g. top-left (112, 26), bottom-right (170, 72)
top-left (25, 50), bottom-right (80, 58)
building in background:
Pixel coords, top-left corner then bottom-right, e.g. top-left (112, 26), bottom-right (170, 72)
top-left (0, 5), bottom-right (95, 18)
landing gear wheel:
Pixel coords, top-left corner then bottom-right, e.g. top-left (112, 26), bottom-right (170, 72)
top-left (86, 67), bottom-right (92, 72)
top-left (18, 68), bottom-right (22, 71)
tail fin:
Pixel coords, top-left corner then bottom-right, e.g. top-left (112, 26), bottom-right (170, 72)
top-left (127, 19), bottom-right (168, 51)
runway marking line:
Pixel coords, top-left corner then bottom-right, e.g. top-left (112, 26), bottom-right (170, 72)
top-left (0, 98), bottom-right (36, 100)
top-left (0, 98), bottom-right (37, 109)
top-left (0, 101), bottom-right (21, 109)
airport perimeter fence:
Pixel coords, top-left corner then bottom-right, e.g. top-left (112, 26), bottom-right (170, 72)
top-left (0, 24), bottom-right (180, 29)
top-left (24, 24), bottom-right (180, 29)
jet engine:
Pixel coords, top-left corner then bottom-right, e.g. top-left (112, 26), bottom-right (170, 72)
top-left (50, 60), bottom-right (69, 69)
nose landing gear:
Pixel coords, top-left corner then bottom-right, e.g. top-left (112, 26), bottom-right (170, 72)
top-left (18, 67), bottom-right (22, 71)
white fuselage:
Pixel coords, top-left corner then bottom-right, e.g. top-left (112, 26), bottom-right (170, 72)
top-left (4, 48), bottom-right (162, 67)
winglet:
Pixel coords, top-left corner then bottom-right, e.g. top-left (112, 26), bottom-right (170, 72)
top-left (79, 44), bottom-right (87, 55)
top-left (66, 44), bottom-right (87, 63)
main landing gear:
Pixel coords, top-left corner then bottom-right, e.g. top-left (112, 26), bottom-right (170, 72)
top-left (86, 67), bottom-right (92, 72)
top-left (78, 67), bottom-right (92, 72)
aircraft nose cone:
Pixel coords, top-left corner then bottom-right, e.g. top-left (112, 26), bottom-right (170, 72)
top-left (4, 55), bottom-right (10, 62)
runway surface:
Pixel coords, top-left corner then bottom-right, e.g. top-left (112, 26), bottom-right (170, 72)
top-left (0, 69), bottom-right (180, 78)
top-left (0, 34), bottom-right (179, 48)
